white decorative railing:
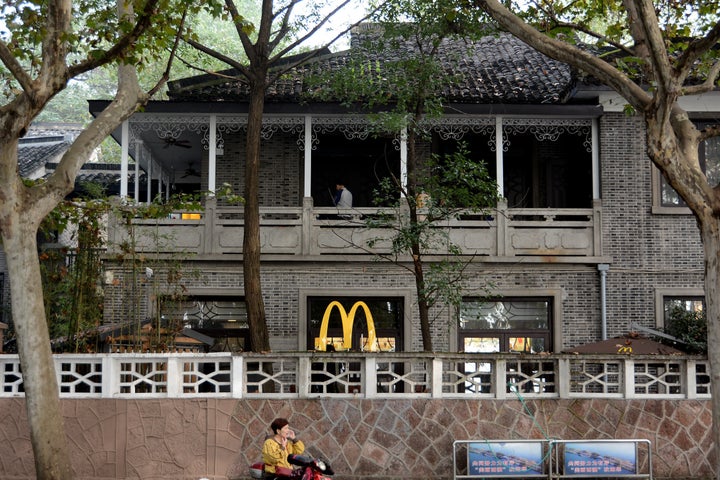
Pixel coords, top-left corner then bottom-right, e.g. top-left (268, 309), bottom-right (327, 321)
top-left (0, 353), bottom-right (709, 400)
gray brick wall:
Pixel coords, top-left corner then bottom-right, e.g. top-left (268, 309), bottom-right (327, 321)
top-left (207, 131), bottom-right (302, 206)
top-left (599, 112), bottom-right (704, 333)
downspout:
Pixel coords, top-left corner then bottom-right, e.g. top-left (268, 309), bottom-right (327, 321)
top-left (598, 264), bottom-right (610, 340)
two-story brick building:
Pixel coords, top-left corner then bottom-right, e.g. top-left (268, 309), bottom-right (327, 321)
top-left (88, 24), bottom-right (709, 356)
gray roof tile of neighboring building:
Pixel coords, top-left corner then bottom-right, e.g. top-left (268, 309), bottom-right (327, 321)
top-left (19, 129), bottom-right (142, 192)
top-left (167, 28), bottom-right (575, 105)
top-left (18, 136), bottom-right (71, 177)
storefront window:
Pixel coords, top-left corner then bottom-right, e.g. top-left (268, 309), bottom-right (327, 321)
top-left (161, 297), bottom-right (249, 352)
top-left (307, 296), bottom-right (403, 352)
top-left (459, 298), bottom-right (552, 353)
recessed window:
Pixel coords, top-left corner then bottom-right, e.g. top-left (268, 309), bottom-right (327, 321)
top-left (459, 298), bottom-right (552, 353)
top-left (663, 296), bottom-right (704, 324)
top-left (307, 296), bottom-right (403, 352)
top-left (160, 297), bottom-right (249, 352)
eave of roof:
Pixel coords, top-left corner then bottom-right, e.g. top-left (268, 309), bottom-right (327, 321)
top-left (89, 99), bottom-right (603, 118)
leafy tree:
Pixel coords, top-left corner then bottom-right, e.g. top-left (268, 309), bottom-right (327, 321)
top-left (308, 5), bottom-right (496, 351)
top-left (186, 0), bottom-right (377, 353)
top-left (364, 144), bottom-right (498, 351)
top-left (664, 306), bottom-right (707, 355)
top-left (39, 194), bottom-right (108, 353)
top-left (0, 0), bottom-right (223, 478)
top-left (464, 0), bottom-right (720, 475)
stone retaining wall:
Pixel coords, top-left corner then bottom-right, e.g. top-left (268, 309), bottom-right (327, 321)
top-left (0, 398), bottom-right (713, 479)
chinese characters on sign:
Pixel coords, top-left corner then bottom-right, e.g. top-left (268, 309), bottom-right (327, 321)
top-left (468, 442), bottom-right (544, 476)
top-left (563, 442), bottom-right (637, 476)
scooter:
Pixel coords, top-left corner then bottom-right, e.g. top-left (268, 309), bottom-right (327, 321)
top-left (249, 454), bottom-right (334, 480)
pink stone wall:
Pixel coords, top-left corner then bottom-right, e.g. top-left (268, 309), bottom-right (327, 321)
top-left (0, 398), bottom-right (713, 479)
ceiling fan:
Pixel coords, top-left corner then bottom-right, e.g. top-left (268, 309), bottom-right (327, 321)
top-left (162, 137), bottom-right (192, 149)
top-left (181, 162), bottom-right (200, 178)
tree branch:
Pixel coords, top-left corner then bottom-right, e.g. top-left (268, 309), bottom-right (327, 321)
top-left (0, 41), bottom-right (34, 94)
top-left (40, 0), bottom-right (72, 88)
top-left (185, 38), bottom-right (249, 77)
top-left (475, 0), bottom-right (651, 111)
top-left (626, 0), bottom-right (675, 100)
top-left (224, 0), bottom-right (259, 61)
top-left (67, 0), bottom-right (163, 78)
top-left (38, 73), bottom-right (148, 209)
top-left (146, 5), bottom-right (189, 99)
top-left (682, 58), bottom-right (720, 96)
top-left (675, 21), bottom-right (720, 85)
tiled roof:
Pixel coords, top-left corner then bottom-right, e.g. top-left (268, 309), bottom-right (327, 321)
top-left (167, 28), bottom-right (574, 105)
top-left (45, 162), bottom-right (145, 194)
top-left (19, 129), bottom-right (143, 195)
top-left (18, 136), bottom-right (71, 177)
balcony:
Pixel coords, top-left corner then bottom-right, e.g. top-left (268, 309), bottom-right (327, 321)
top-left (106, 198), bottom-right (604, 261)
top-left (0, 352), bottom-right (707, 399)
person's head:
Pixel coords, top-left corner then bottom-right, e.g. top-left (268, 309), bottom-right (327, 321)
top-left (270, 418), bottom-right (289, 435)
top-left (335, 183), bottom-right (345, 191)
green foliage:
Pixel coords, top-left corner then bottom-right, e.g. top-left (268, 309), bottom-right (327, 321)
top-left (663, 305), bottom-right (707, 355)
top-left (421, 143), bottom-right (499, 215)
top-left (366, 142), bottom-right (498, 312)
top-left (40, 194), bottom-right (110, 352)
top-left (38, 184), bottom-right (243, 352)
top-left (497, 0), bottom-right (720, 82)
top-left (0, 0), bottom-right (230, 111)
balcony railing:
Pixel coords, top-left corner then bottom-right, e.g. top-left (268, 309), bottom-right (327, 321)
top-left (0, 352), bottom-right (708, 399)
top-left (106, 198), bottom-right (604, 259)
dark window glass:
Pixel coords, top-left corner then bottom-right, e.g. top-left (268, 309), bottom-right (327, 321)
top-left (161, 297), bottom-right (249, 352)
top-left (503, 131), bottom-right (592, 209)
top-left (663, 296), bottom-right (704, 324)
top-left (459, 298), bottom-right (552, 353)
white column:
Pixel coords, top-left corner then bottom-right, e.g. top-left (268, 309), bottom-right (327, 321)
top-left (495, 116), bottom-right (504, 198)
top-left (592, 117), bottom-right (600, 199)
top-left (303, 115), bottom-right (312, 197)
top-left (120, 120), bottom-right (129, 198)
top-left (146, 158), bottom-right (152, 204)
top-left (208, 115), bottom-right (217, 194)
top-left (133, 141), bottom-right (141, 204)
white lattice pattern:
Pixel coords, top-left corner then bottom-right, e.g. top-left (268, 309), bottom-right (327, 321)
top-left (0, 353), bottom-right (710, 399)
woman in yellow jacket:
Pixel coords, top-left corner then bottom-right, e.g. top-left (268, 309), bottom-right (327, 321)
top-left (262, 418), bottom-right (305, 477)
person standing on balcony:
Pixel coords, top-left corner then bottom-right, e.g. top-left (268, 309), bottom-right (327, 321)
top-left (334, 182), bottom-right (353, 208)
top-left (262, 418), bottom-right (305, 477)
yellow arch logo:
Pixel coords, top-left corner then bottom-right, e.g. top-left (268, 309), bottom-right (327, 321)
top-left (318, 301), bottom-right (377, 352)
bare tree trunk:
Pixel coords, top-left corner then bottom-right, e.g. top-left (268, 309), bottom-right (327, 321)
top-left (700, 218), bottom-right (720, 480)
top-left (244, 80), bottom-right (270, 353)
top-left (413, 256), bottom-right (433, 352)
top-left (0, 151), bottom-right (71, 479)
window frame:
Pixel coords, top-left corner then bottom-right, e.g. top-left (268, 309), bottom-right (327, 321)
top-left (654, 287), bottom-right (705, 330)
top-left (299, 288), bottom-right (413, 352)
top-left (156, 288), bottom-right (249, 352)
top-left (454, 289), bottom-right (563, 353)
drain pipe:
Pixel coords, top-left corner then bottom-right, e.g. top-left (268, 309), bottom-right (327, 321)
top-left (598, 264), bottom-right (610, 340)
